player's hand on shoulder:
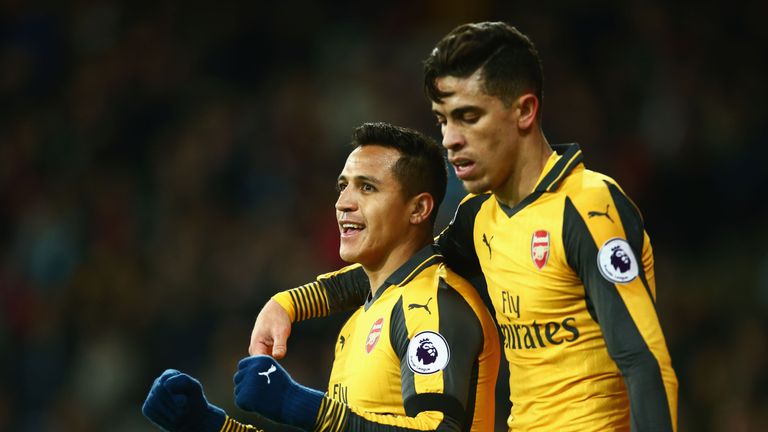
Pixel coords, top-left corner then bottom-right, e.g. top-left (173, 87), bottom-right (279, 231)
top-left (142, 369), bottom-right (226, 432)
top-left (249, 299), bottom-right (292, 358)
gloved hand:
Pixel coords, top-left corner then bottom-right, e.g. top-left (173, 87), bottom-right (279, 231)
top-left (234, 355), bottom-right (324, 430)
top-left (142, 369), bottom-right (226, 432)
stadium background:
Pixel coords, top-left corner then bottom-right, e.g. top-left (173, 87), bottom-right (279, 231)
top-left (2, 1), bottom-right (767, 430)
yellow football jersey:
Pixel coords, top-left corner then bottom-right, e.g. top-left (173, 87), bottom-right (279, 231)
top-left (275, 245), bottom-right (500, 431)
top-left (274, 143), bottom-right (677, 431)
top-left (437, 143), bottom-right (677, 431)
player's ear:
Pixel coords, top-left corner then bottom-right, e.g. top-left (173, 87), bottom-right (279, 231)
top-left (516, 93), bottom-right (539, 130)
top-left (409, 192), bottom-right (434, 225)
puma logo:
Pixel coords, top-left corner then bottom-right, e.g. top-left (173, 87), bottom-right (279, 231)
top-left (588, 204), bottom-right (614, 223)
top-left (258, 364), bottom-right (277, 384)
top-left (482, 233), bottom-right (494, 259)
top-left (339, 335), bottom-right (346, 350)
top-left (408, 297), bottom-right (433, 315)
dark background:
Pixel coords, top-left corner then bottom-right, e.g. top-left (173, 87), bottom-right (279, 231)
top-left (2, 1), bottom-right (767, 430)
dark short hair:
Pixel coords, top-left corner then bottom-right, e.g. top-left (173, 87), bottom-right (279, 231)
top-left (423, 22), bottom-right (543, 113)
top-left (351, 122), bottom-right (447, 224)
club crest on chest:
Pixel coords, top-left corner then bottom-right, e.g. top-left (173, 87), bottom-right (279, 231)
top-left (531, 230), bottom-right (550, 270)
top-left (365, 317), bottom-right (384, 353)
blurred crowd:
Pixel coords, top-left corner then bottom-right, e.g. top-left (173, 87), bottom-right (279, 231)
top-left (2, 1), bottom-right (767, 431)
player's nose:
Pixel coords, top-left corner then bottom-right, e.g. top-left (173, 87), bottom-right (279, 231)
top-left (335, 187), bottom-right (357, 213)
top-left (441, 123), bottom-right (465, 151)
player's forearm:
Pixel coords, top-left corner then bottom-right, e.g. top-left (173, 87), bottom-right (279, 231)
top-left (623, 355), bottom-right (676, 432)
top-left (313, 397), bottom-right (461, 432)
top-left (272, 265), bottom-right (369, 322)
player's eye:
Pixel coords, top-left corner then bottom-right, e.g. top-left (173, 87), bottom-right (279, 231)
top-left (462, 113), bottom-right (480, 124)
top-left (361, 183), bottom-right (376, 193)
top-left (336, 182), bottom-right (347, 192)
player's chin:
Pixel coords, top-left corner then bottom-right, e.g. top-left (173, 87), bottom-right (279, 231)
top-left (339, 246), bottom-right (361, 264)
top-left (459, 178), bottom-right (490, 195)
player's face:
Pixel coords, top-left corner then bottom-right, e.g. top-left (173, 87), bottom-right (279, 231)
top-left (335, 145), bottom-right (411, 268)
top-left (432, 70), bottom-right (520, 195)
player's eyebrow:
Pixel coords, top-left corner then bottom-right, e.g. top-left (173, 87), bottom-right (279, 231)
top-left (450, 106), bottom-right (482, 118)
top-left (432, 105), bottom-right (482, 118)
top-left (337, 174), bottom-right (382, 185)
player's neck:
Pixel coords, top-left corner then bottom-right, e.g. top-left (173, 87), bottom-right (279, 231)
top-left (363, 232), bottom-right (432, 297)
top-left (494, 132), bottom-right (552, 208)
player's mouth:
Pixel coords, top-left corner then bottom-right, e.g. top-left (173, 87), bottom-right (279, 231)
top-left (339, 222), bottom-right (365, 238)
top-left (450, 157), bottom-right (476, 180)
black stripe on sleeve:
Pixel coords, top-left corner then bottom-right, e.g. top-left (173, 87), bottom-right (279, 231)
top-left (390, 296), bottom-right (414, 399)
top-left (314, 397), bottom-right (348, 432)
top-left (461, 361), bottom-right (479, 431)
top-left (221, 414), bottom-right (299, 431)
top-left (317, 282), bottom-right (330, 312)
top-left (288, 273), bottom-right (356, 322)
top-left (328, 399), bottom-right (346, 432)
top-left (563, 197), bottom-right (673, 432)
top-left (288, 290), bottom-right (301, 321)
top-left (307, 282), bottom-right (320, 319)
top-left (606, 181), bottom-right (655, 306)
top-left (395, 280), bottom-right (477, 429)
top-left (393, 294), bottom-right (468, 430)
top-left (344, 411), bottom-right (454, 432)
top-left (320, 266), bottom-right (370, 313)
top-left (403, 393), bottom-right (464, 425)
top-left (297, 287), bottom-right (310, 321)
top-left (437, 194), bottom-right (490, 280)
top-left (435, 279), bottom-right (479, 429)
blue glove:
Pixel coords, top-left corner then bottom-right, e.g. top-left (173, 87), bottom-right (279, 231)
top-left (234, 355), bottom-right (324, 430)
top-left (142, 369), bottom-right (226, 432)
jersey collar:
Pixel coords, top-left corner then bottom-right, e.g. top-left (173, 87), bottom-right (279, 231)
top-left (534, 143), bottom-right (583, 193)
top-left (366, 244), bottom-right (443, 306)
top-left (497, 143), bottom-right (583, 218)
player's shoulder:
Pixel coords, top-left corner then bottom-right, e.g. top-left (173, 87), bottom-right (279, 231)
top-left (400, 261), bottom-right (446, 302)
top-left (437, 263), bottom-right (488, 314)
top-left (436, 262), bottom-right (474, 294)
top-left (400, 263), bottom-right (474, 311)
top-left (561, 167), bottom-right (628, 210)
top-left (458, 191), bottom-right (492, 204)
top-left (446, 193), bottom-right (494, 231)
top-left (456, 192), bottom-right (493, 212)
top-left (317, 263), bottom-right (364, 280)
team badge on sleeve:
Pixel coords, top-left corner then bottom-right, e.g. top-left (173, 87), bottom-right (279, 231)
top-left (407, 331), bottom-right (450, 374)
top-left (597, 238), bottom-right (639, 283)
top-left (531, 230), bottom-right (550, 270)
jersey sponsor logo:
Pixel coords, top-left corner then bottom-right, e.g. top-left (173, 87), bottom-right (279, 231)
top-left (365, 317), bottom-right (384, 354)
top-left (588, 204), bottom-right (614, 223)
top-left (407, 297), bottom-right (432, 314)
top-left (407, 331), bottom-right (450, 374)
top-left (499, 317), bottom-right (580, 350)
top-left (531, 230), bottom-right (550, 270)
top-left (331, 382), bottom-right (348, 404)
top-left (597, 238), bottom-right (638, 283)
top-left (482, 233), bottom-right (494, 259)
top-left (501, 291), bottom-right (521, 319)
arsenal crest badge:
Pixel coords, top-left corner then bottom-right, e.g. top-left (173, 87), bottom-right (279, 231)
top-left (531, 230), bottom-right (550, 270)
top-left (366, 317), bottom-right (384, 354)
